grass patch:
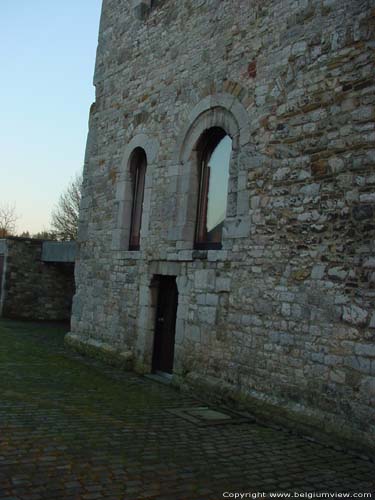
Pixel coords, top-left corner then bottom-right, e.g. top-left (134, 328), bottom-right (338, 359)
top-left (0, 319), bottom-right (167, 418)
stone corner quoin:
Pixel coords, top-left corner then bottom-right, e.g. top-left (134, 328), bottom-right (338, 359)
top-left (69, 0), bottom-right (375, 456)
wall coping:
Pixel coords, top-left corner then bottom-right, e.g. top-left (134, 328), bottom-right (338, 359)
top-left (42, 241), bottom-right (76, 263)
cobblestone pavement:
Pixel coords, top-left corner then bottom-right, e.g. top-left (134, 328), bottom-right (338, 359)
top-left (0, 320), bottom-right (374, 500)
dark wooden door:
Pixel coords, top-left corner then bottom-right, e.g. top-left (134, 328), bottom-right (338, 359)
top-left (152, 276), bottom-right (178, 374)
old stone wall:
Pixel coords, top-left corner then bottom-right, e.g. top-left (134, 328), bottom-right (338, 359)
top-left (69, 0), bottom-right (375, 455)
top-left (1, 238), bottom-right (75, 321)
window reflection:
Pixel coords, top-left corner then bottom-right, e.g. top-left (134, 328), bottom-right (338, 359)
top-left (206, 135), bottom-right (232, 240)
top-left (195, 129), bottom-right (232, 249)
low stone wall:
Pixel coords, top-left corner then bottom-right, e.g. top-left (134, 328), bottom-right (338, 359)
top-left (0, 238), bottom-right (75, 321)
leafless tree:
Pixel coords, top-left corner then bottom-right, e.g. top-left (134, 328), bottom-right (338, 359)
top-left (0, 203), bottom-right (18, 238)
top-left (51, 174), bottom-right (82, 241)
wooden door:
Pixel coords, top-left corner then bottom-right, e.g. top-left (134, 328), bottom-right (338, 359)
top-left (152, 276), bottom-right (178, 374)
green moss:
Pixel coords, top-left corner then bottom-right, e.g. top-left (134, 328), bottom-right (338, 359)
top-left (0, 319), bottom-right (167, 455)
top-left (65, 333), bottom-right (133, 370)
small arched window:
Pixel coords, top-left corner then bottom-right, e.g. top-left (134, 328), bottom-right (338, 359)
top-left (195, 128), bottom-right (232, 250)
top-left (129, 148), bottom-right (147, 251)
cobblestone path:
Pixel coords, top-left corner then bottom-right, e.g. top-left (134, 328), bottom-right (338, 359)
top-left (0, 320), bottom-right (374, 500)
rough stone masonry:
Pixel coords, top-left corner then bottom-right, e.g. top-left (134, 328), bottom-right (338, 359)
top-left (67, 0), bottom-right (375, 456)
top-left (0, 238), bottom-right (75, 321)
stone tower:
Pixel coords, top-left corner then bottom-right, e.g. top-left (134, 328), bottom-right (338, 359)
top-left (67, 0), bottom-right (375, 456)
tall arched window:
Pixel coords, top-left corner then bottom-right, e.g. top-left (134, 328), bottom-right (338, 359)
top-left (195, 127), bottom-right (232, 249)
top-left (129, 148), bottom-right (147, 251)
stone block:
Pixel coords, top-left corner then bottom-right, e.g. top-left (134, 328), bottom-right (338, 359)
top-left (281, 303), bottom-right (291, 317)
top-left (223, 216), bottom-right (251, 239)
top-left (139, 286), bottom-right (149, 307)
top-left (207, 250), bottom-right (228, 262)
top-left (359, 193), bottom-right (375, 203)
top-left (344, 356), bottom-right (371, 374)
top-left (194, 270), bottom-right (216, 290)
top-left (132, 0), bottom-right (151, 20)
top-left (361, 377), bottom-right (375, 398)
top-left (198, 306), bottom-right (217, 325)
top-left (330, 369), bottom-right (346, 384)
top-left (328, 267), bottom-right (347, 280)
top-left (236, 190), bottom-right (249, 216)
top-left (196, 294), bottom-right (206, 305)
top-left (42, 241), bottom-right (76, 263)
top-left (354, 344), bottom-right (375, 358)
top-left (206, 293), bottom-right (219, 306)
top-left (175, 319), bottom-right (185, 345)
top-left (189, 325), bottom-right (201, 343)
top-left (216, 277), bottom-right (231, 292)
top-left (352, 205), bottom-right (373, 220)
top-left (342, 305), bottom-right (368, 326)
top-left (311, 264), bottom-right (326, 280)
top-left (300, 183), bottom-right (321, 198)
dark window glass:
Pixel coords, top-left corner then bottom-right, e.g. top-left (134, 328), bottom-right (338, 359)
top-left (195, 129), bottom-right (232, 249)
top-left (129, 149), bottom-right (147, 251)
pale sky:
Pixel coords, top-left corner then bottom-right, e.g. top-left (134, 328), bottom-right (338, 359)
top-left (0, 0), bottom-right (102, 234)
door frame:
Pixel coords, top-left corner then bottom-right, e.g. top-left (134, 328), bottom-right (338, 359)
top-left (151, 275), bottom-right (178, 375)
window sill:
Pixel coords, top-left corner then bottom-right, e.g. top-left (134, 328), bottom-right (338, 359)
top-left (121, 250), bottom-right (142, 260)
top-left (192, 250), bottom-right (208, 260)
top-left (114, 249), bottom-right (229, 263)
top-left (165, 249), bottom-right (228, 262)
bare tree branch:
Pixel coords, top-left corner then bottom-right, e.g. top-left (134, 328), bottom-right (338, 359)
top-left (51, 174), bottom-right (82, 241)
top-left (0, 203), bottom-right (18, 238)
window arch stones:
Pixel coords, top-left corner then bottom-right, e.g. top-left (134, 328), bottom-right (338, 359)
top-left (112, 134), bottom-right (159, 252)
top-left (171, 93), bottom-right (250, 247)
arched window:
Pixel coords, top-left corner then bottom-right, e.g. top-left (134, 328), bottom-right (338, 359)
top-left (129, 148), bottom-right (147, 251)
top-left (194, 127), bottom-right (232, 249)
